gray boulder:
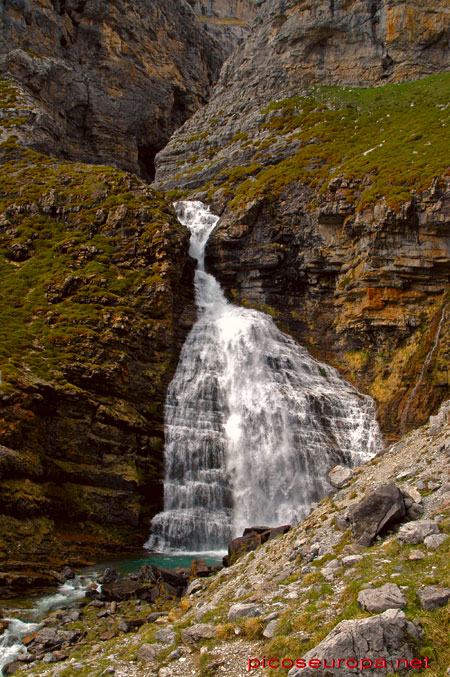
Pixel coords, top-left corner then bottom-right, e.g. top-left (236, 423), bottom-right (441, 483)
top-left (228, 603), bottom-right (262, 621)
top-left (137, 643), bottom-right (164, 663)
top-left (154, 628), bottom-right (176, 644)
top-left (424, 533), bottom-right (448, 550)
top-left (180, 623), bottom-right (216, 643)
top-left (397, 520), bottom-right (440, 545)
top-left (328, 465), bottom-right (353, 489)
top-left (357, 584), bottom-right (406, 613)
top-left (287, 609), bottom-right (422, 676)
top-left (417, 587), bottom-right (450, 611)
top-left (348, 482), bottom-right (405, 546)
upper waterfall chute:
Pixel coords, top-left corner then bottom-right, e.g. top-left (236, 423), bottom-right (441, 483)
top-left (146, 201), bottom-right (382, 552)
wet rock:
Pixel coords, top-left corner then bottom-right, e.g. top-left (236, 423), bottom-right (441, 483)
top-left (397, 520), bottom-right (440, 545)
top-left (227, 532), bottom-right (261, 565)
top-left (348, 482), bottom-right (406, 546)
top-left (228, 603), bottom-right (262, 621)
top-left (181, 623), bottom-right (216, 643)
top-left (287, 609), bottom-right (423, 677)
top-left (328, 465), bottom-right (353, 489)
top-left (417, 587), bottom-right (450, 611)
top-left (357, 584), bottom-right (407, 613)
top-left (98, 568), bottom-right (120, 585)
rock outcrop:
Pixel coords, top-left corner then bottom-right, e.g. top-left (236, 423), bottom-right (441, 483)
top-left (0, 0), bottom-right (223, 179)
top-left (0, 133), bottom-right (196, 595)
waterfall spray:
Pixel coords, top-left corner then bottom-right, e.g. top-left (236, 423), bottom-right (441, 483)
top-left (146, 201), bottom-right (382, 552)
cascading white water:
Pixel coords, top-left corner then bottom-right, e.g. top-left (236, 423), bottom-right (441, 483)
top-left (147, 201), bottom-right (382, 552)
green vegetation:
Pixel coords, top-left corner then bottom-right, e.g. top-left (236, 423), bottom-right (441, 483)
top-left (0, 135), bottom-right (183, 390)
top-left (202, 73), bottom-right (449, 210)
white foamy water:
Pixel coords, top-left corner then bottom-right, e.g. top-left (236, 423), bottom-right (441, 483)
top-left (0, 576), bottom-right (95, 674)
top-left (147, 201), bottom-right (382, 551)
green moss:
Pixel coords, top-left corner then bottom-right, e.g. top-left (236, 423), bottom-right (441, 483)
top-left (0, 140), bottom-right (183, 391)
top-left (198, 74), bottom-right (450, 211)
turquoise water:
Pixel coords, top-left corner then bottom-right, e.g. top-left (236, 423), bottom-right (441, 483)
top-left (82, 550), bottom-right (224, 576)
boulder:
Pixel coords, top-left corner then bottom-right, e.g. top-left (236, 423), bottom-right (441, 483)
top-left (227, 533), bottom-right (261, 565)
top-left (417, 587), bottom-right (450, 611)
top-left (341, 555), bottom-right (363, 568)
top-left (228, 603), bottom-right (262, 621)
top-left (98, 568), bottom-right (120, 585)
top-left (186, 578), bottom-right (203, 595)
top-left (348, 482), bottom-right (405, 546)
top-left (100, 579), bottom-right (144, 602)
top-left (154, 628), bottom-right (176, 644)
top-left (397, 520), bottom-right (440, 545)
top-left (190, 559), bottom-right (210, 577)
top-left (287, 609), bottom-right (423, 676)
top-left (328, 465), bottom-right (353, 489)
top-left (137, 643), bottom-right (164, 663)
top-left (357, 584), bottom-right (406, 613)
top-left (181, 623), bottom-right (216, 643)
top-left (424, 533), bottom-right (448, 550)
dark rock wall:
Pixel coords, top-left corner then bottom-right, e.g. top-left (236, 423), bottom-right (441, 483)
top-left (0, 0), bottom-right (223, 179)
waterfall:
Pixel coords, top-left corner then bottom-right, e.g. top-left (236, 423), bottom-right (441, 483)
top-left (146, 201), bottom-right (382, 552)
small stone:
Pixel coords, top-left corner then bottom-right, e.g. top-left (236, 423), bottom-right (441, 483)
top-left (402, 485), bottom-right (422, 504)
top-left (424, 533), bottom-right (448, 550)
top-left (417, 587), bottom-right (450, 611)
top-left (427, 481), bottom-right (441, 492)
top-left (147, 612), bottom-right (169, 623)
top-left (42, 654), bottom-right (58, 664)
top-left (186, 579), bottom-right (203, 595)
top-left (341, 555), bottom-right (363, 567)
top-left (101, 669), bottom-right (115, 676)
top-left (263, 619), bottom-right (278, 638)
top-left (180, 623), bottom-right (216, 643)
top-left (408, 550), bottom-right (426, 560)
top-left (263, 611), bottom-right (279, 622)
top-left (154, 628), bottom-right (176, 644)
top-left (228, 603), bottom-right (262, 621)
top-left (168, 648), bottom-right (182, 660)
top-left (416, 480), bottom-right (425, 490)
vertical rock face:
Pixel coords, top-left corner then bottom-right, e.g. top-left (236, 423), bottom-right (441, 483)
top-left (0, 0), bottom-right (224, 179)
top-left (185, 0), bottom-right (257, 55)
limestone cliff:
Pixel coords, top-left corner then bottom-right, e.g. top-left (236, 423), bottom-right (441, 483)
top-left (0, 79), bottom-right (197, 595)
top-left (154, 0), bottom-right (450, 437)
top-left (186, 0), bottom-right (257, 55)
top-left (0, 0), bottom-right (223, 180)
